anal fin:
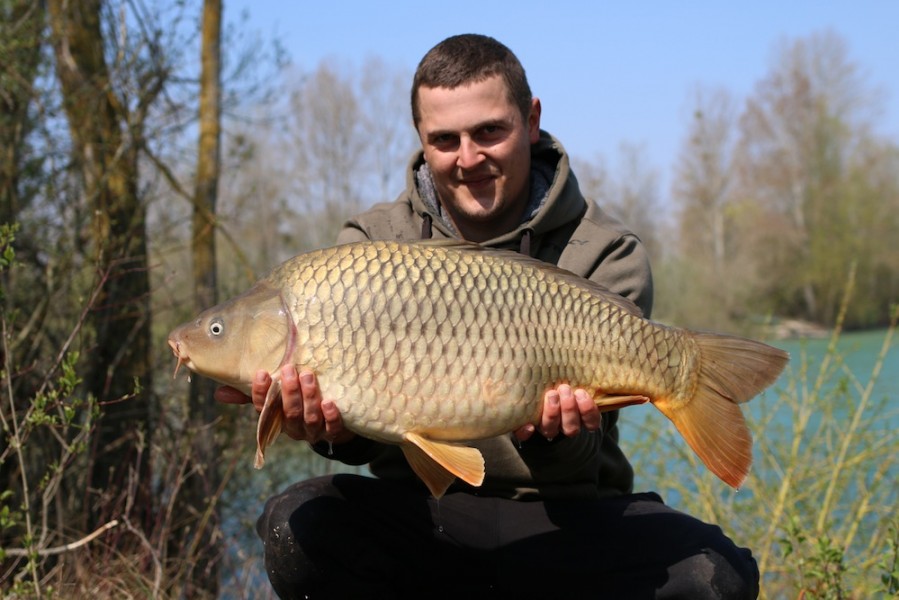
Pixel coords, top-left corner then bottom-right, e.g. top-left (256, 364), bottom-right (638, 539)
top-left (402, 432), bottom-right (485, 499)
top-left (594, 393), bottom-right (650, 413)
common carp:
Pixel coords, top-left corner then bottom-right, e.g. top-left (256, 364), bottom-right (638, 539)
top-left (168, 240), bottom-right (789, 498)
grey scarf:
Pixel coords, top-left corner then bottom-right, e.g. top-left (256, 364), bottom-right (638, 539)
top-left (415, 158), bottom-right (554, 236)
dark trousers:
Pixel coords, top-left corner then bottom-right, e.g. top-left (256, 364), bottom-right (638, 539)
top-left (257, 474), bottom-right (759, 599)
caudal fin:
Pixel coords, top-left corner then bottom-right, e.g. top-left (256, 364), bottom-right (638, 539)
top-left (654, 332), bottom-right (789, 488)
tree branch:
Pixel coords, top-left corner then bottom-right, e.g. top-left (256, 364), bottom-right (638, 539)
top-left (3, 520), bottom-right (119, 557)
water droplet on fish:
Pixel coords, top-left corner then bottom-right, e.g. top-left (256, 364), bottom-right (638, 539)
top-left (187, 374), bottom-right (192, 383)
top-left (327, 441), bottom-right (334, 456)
top-left (437, 525), bottom-right (445, 534)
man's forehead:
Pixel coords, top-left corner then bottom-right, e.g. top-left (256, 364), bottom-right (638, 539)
top-left (416, 77), bottom-right (519, 132)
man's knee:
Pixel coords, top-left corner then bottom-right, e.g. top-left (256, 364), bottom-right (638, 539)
top-left (255, 477), bottom-right (341, 598)
top-left (664, 547), bottom-right (759, 600)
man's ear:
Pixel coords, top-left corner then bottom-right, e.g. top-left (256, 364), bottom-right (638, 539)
top-left (528, 97), bottom-right (542, 143)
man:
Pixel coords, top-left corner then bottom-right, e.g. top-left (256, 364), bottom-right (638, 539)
top-left (217, 34), bottom-right (759, 599)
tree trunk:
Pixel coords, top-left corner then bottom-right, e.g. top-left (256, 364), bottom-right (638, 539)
top-left (181, 0), bottom-right (224, 594)
top-left (0, 0), bottom-right (43, 225)
top-left (48, 0), bottom-right (153, 528)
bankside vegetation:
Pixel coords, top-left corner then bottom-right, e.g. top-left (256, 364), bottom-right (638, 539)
top-left (1, 1), bottom-right (897, 597)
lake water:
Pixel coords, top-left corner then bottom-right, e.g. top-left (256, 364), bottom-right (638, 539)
top-left (773, 328), bottom-right (898, 402)
top-left (620, 327), bottom-right (897, 488)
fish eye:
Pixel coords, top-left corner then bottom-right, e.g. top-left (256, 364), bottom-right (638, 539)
top-left (209, 318), bottom-right (225, 336)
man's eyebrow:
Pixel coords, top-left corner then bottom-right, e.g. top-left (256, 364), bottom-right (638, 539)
top-left (426, 118), bottom-right (512, 141)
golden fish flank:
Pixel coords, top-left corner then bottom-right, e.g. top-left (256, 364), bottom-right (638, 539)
top-left (168, 240), bottom-right (789, 498)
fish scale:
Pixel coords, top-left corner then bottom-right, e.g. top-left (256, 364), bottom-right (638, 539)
top-left (168, 239), bottom-right (789, 498)
top-left (278, 242), bottom-right (653, 440)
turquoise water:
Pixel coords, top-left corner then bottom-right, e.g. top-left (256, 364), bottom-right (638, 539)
top-left (774, 328), bottom-right (898, 404)
top-left (621, 327), bottom-right (897, 492)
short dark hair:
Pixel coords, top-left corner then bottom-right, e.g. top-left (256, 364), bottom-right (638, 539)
top-left (411, 34), bottom-right (533, 127)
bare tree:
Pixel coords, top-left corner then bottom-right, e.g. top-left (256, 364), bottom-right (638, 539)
top-left (48, 0), bottom-right (155, 526)
top-left (224, 58), bottom-right (417, 256)
top-left (0, 0), bottom-right (44, 226)
top-left (359, 57), bottom-right (416, 201)
top-left (573, 145), bottom-right (662, 263)
top-left (177, 0), bottom-right (223, 595)
top-left (668, 87), bottom-right (751, 329)
top-left (674, 87), bottom-right (737, 273)
top-left (611, 142), bottom-right (663, 262)
top-left (735, 30), bottom-right (892, 325)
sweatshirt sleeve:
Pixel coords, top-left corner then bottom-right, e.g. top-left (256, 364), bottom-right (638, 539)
top-left (587, 232), bottom-right (654, 319)
top-left (557, 202), bottom-right (654, 319)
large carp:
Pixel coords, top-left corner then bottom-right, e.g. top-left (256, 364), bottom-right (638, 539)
top-left (168, 240), bottom-right (788, 498)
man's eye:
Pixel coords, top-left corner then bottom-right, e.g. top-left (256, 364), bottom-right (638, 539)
top-left (432, 134), bottom-right (457, 146)
top-left (477, 126), bottom-right (504, 142)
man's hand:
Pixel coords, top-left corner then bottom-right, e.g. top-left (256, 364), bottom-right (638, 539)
top-left (214, 365), bottom-right (355, 445)
top-left (513, 384), bottom-right (600, 442)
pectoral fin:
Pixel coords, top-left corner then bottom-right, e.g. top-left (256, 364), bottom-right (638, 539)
top-left (255, 380), bottom-right (284, 469)
top-left (401, 432), bottom-right (485, 499)
top-left (593, 394), bottom-right (650, 412)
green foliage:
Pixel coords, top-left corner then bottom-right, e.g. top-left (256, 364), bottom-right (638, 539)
top-left (1, 222), bottom-right (99, 594)
top-left (880, 520), bottom-right (899, 596)
top-left (669, 33), bottom-right (899, 330)
top-left (780, 514), bottom-right (848, 599)
top-left (0, 223), bottom-right (18, 267)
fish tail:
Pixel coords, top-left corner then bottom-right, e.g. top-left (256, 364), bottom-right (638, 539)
top-left (653, 332), bottom-right (789, 489)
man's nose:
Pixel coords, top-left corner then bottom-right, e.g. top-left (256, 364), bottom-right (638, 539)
top-left (457, 137), bottom-right (484, 169)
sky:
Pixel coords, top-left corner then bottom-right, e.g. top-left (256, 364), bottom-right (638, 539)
top-left (226, 0), bottom-right (899, 201)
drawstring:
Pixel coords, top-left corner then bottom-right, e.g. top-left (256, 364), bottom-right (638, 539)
top-left (519, 229), bottom-right (532, 256)
top-left (421, 214), bottom-right (433, 239)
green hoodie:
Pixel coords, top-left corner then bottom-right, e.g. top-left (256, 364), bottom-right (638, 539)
top-left (318, 130), bottom-right (653, 499)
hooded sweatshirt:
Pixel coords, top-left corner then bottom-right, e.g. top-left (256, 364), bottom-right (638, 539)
top-left (316, 130), bottom-right (653, 499)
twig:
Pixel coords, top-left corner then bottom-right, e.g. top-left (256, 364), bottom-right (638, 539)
top-left (815, 304), bottom-right (898, 535)
top-left (3, 520), bottom-right (119, 557)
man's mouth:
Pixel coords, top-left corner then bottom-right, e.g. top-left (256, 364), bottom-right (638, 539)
top-left (459, 174), bottom-right (496, 190)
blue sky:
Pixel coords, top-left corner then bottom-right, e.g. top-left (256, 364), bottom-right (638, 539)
top-left (228, 1), bottom-right (898, 199)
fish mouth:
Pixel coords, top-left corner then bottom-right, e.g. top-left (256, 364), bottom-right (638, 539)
top-left (168, 338), bottom-right (188, 380)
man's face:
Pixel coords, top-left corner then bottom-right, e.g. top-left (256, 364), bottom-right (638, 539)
top-left (415, 75), bottom-right (541, 241)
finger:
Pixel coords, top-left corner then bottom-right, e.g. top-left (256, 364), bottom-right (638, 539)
top-left (559, 384), bottom-right (581, 437)
top-left (541, 389), bottom-right (561, 440)
top-left (298, 369), bottom-right (325, 440)
top-left (575, 388), bottom-right (602, 431)
top-left (214, 385), bottom-right (251, 405)
top-left (279, 366), bottom-right (304, 421)
top-left (513, 423), bottom-right (536, 442)
top-left (321, 399), bottom-right (356, 444)
top-left (251, 370), bottom-right (272, 412)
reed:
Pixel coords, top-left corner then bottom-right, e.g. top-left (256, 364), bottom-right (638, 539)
top-left (625, 296), bottom-right (898, 597)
